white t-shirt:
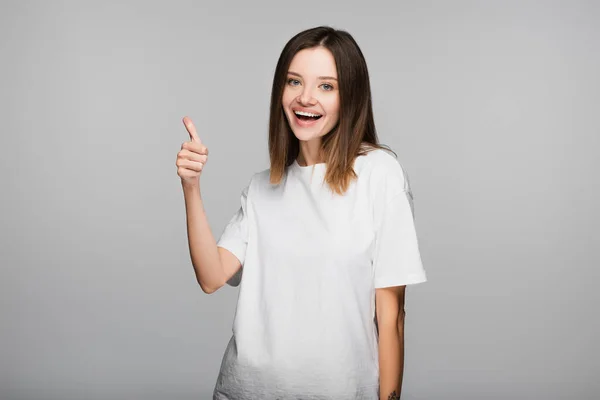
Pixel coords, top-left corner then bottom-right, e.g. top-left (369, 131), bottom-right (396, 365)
top-left (213, 148), bottom-right (427, 400)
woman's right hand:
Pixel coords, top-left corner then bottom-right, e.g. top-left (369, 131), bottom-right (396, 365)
top-left (177, 116), bottom-right (209, 186)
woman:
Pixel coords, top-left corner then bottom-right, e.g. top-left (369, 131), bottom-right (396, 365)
top-left (177, 26), bottom-right (427, 400)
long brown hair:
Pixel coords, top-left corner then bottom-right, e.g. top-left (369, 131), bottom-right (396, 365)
top-left (268, 26), bottom-right (396, 195)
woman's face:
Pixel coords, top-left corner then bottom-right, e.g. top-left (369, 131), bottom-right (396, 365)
top-left (282, 47), bottom-right (340, 142)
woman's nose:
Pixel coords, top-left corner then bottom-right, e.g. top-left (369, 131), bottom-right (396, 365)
top-left (298, 87), bottom-right (317, 106)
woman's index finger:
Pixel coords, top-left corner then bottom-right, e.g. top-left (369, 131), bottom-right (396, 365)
top-left (182, 116), bottom-right (201, 143)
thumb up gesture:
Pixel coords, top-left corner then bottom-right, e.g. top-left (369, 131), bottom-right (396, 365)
top-left (177, 116), bottom-right (209, 186)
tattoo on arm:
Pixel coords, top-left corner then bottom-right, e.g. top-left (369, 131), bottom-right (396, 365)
top-left (387, 390), bottom-right (400, 400)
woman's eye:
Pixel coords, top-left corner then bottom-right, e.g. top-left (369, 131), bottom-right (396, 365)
top-left (287, 78), bottom-right (300, 86)
top-left (320, 83), bottom-right (334, 91)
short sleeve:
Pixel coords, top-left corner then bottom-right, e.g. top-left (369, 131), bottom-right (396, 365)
top-left (372, 185), bottom-right (427, 289)
top-left (217, 181), bottom-right (251, 287)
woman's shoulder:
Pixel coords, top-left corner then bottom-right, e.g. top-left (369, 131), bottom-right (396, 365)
top-left (240, 167), bottom-right (273, 197)
top-left (358, 146), bottom-right (398, 168)
top-left (356, 145), bottom-right (412, 195)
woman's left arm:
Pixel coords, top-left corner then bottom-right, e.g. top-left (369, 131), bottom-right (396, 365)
top-left (375, 285), bottom-right (406, 400)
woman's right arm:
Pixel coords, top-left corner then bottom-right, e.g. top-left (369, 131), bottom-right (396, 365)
top-left (182, 182), bottom-right (241, 294)
top-left (177, 116), bottom-right (241, 294)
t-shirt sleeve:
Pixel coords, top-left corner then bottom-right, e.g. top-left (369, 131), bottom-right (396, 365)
top-left (217, 180), bottom-right (251, 287)
top-left (372, 166), bottom-right (427, 289)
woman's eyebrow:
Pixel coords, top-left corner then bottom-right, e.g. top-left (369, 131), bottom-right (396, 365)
top-left (287, 71), bottom-right (338, 81)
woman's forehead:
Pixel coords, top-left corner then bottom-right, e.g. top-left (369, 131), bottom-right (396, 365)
top-left (288, 47), bottom-right (337, 78)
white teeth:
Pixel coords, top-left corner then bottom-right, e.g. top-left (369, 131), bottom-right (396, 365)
top-left (294, 111), bottom-right (322, 117)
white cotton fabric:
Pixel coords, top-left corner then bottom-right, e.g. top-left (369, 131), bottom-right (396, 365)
top-left (213, 148), bottom-right (427, 400)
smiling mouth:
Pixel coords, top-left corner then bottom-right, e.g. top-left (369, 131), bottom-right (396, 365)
top-left (294, 110), bottom-right (323, 121)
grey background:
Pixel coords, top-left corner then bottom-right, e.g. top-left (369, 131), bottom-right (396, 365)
top-left (1, 0), bottom-right (598, 399)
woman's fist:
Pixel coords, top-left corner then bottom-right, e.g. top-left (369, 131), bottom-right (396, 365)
top-left (177, 116), bottom-right (209, 185)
